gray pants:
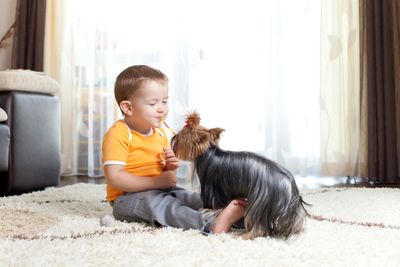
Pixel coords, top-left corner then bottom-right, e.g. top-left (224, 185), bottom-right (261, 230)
top-left (112, 187), bottom-right (216, 234)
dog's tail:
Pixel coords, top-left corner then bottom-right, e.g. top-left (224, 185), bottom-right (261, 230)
top-left (242, 161), bottom-right (309, 240)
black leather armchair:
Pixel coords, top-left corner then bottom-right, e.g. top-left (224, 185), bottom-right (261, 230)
top-left (0, 71), bottom-right (61, 195)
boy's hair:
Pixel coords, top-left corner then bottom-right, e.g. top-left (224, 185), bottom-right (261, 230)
top-left (114, 65), bottom-right (168, 106)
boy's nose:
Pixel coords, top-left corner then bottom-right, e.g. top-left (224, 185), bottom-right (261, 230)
top-left (157, 105), bottom-right (165, 113)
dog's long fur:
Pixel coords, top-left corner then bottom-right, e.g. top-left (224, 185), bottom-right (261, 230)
top-left (171, 112), bottom-right (309, 239)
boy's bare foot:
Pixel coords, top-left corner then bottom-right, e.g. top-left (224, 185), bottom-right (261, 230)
top-left (212, 199), bottom-right (246, 234)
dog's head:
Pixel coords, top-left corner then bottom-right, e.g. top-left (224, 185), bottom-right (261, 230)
top-left (171, 112), bottom-right (224, 161)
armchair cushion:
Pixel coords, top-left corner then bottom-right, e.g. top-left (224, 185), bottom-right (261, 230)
top-left (0, 70), bottom-right (60, 95)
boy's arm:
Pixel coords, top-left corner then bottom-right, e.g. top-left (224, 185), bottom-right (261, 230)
top-left (104, 165), bottom-right (177, 192)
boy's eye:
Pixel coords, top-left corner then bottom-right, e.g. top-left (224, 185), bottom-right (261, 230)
top-left (162, 100), bottom-right (168, 104)
top-left (148, 103), bottom-right (156, 106)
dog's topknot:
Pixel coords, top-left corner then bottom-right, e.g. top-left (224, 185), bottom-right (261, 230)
top-left (185, 112), bottom-right (201, 129)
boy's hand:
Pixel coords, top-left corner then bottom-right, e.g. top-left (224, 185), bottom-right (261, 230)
top-left (157, 170), bottom-right (177, 188)
top-left (162, 148), bottom-right (180, 171)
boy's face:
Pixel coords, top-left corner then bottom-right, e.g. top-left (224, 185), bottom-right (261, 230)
top-left (122, 79), bottom-right (169, 134)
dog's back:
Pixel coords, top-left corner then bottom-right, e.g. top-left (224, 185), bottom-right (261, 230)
top-left (196, 146), bottom-right (279, 208)
top-left (195, 146), bottom-right (308, 239)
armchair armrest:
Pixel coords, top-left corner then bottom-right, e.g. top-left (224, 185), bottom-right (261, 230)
top-left (0, 91), bottom-right (61, 194)
top-left (0, 123), bottom-right (9, 172)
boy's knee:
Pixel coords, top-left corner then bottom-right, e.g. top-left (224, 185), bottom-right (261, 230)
top-left (113, 192), bottom-right (153, 222)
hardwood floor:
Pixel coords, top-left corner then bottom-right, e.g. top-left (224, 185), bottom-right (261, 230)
top-left (59, 176), bottom-right (105, 187)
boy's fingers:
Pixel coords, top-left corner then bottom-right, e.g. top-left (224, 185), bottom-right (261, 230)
top-left (166, 157), bottom-right (179, 164)
top-left (165, 155), bottom-right (176, 161)
top-left (164, 152), bottom-right (175, 159)
top-left (163, 148), bottom-right (176, 157)
top-left (163, 148), bottom-right (173, 154)
top-left (166, 161), bottom-right (179, 168)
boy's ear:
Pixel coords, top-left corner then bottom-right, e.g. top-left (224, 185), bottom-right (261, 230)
top-left (119, 100), bottom-right (133, 116)
top-left (208, 128), bottom-right (224, 146)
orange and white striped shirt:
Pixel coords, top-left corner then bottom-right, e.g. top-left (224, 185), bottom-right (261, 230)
top-left (102, 120), bottom-right (169, 201)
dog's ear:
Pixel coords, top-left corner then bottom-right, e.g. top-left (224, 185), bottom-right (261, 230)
top-left (192, 130), bottom-right (212, 157)
top-left (208, 128), bottom-right (224, 146)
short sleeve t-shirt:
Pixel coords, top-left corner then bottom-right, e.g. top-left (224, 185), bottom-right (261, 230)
top-left (102, 120), bottom-right (169, 201)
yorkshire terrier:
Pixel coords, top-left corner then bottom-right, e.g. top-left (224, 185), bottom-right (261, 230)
top-left (171, 112), bottom-right (309, 239)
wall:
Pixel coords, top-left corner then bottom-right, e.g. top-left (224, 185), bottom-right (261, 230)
top-left (0, 0), bottom-right (17, 70)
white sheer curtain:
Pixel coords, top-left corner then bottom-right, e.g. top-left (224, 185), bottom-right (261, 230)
top-left (185, 1), bottom-right (321, 176)
top-left (44, 0), bottom-right (360, 179)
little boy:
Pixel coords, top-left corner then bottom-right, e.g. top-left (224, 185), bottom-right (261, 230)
top-left (102, 65), bottom-right (245, 234)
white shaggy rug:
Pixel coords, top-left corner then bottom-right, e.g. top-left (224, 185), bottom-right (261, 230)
top-left (0, 184), bottom-right (399, 266)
